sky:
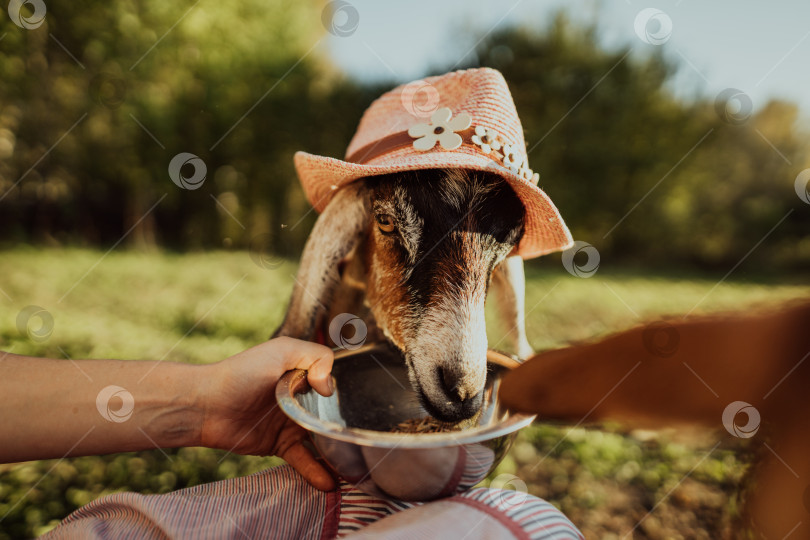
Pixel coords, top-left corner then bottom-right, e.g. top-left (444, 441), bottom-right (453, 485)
top-left (322, 0), bottom-right (810, 122)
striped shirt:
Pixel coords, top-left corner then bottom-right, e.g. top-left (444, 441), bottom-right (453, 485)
top-left (44, 465), bottom-right (583, 539)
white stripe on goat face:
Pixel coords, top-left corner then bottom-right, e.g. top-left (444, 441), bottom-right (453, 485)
top-left (409, 269), bottom-right (489, 407)
top-left (404, 227), bottom-right (491, 420)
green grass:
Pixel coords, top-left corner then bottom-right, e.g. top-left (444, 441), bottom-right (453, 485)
top-left (1, 248), bottom-right (808, 538)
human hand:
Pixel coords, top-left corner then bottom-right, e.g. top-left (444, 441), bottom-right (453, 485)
top-left (198, 337), bottom-right (336, 490)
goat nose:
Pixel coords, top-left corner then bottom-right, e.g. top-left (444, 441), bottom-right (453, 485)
top-left (440, 367), bottom-right (470, 402)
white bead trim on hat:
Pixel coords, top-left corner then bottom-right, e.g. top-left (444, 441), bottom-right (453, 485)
top-left (471, 126), bottom-right (502, 154)
top-left (407, 107), bottom-right (540, 184)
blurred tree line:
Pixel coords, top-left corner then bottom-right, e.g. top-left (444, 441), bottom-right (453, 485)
top-left (476, 20), bottom-right (810, 272)
top-left (0, 0), bottom-right (380, 256)
top-left (1, 3), bottom-right (808, 271)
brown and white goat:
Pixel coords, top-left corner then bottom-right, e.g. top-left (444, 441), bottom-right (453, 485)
top-left (274, 168), bottom-right (534, 422)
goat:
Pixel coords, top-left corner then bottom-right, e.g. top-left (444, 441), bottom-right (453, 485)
top-left (274, 167), bottom-right (533, 422)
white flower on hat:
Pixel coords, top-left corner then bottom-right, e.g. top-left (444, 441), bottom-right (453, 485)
top-left (471, 126), bottom-right (502, 154)
top-left (501, 143), bottom-right (525, 174)
top-left (518, 164), bottom-right (540, 184)
top-left (408, 107), bottom-right (472, 151)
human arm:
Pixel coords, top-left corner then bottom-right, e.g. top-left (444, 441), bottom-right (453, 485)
top-left (0, 337), bottom-right (336, 490)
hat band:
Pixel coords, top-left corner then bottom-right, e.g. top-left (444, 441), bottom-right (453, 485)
top-left (345, 127), bottom-right (476, 164)
top-left (345, 107), bottom-right (540, 184)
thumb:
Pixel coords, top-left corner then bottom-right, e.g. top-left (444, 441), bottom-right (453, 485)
top-left (274, 337), bottom-right (335, 397)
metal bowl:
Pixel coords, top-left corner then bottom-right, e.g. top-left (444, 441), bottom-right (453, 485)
top-left (276, 342), bottom-right (535, 501)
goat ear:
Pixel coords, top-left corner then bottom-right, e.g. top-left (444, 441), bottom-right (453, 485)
top-left (273, 182), bottom-right (369, 340)
top-left (491, 254), bottom-right (534, 359)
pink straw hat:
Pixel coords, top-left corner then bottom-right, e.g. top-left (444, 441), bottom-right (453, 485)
top-left (294, 67), bottom-right (573, 259)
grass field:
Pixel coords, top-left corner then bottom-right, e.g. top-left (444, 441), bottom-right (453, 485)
top-left (1, 248), bottom-right (808, 538)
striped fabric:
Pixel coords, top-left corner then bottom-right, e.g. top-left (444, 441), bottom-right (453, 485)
top-left (45, 465), bottom-right (333, 540)
top-left (457, 444), bottom-right (497, 491)
top-left (343, 494), bottom-right (584, 540)
top-left (44, 464), bottom-right (583, 539)
top-left (336, 480), bottom-right (416, 536)
top-left (454, 488), bottom-right (584, 540)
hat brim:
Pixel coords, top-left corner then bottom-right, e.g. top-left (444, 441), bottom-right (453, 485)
top-left (294, 146), bottom-right (573, 259)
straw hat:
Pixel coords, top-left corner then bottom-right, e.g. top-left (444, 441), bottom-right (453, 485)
top-left (294, 68), bottom-right (572, 259)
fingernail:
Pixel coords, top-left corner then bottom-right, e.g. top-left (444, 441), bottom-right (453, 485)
top-left (327, 376), bottom-right (335, 395)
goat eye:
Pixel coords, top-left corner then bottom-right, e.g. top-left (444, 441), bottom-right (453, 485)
top-left (375, 214), bottom-right (396, 233)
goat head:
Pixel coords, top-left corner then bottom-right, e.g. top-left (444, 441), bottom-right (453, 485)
top-left (275, 168), bottom-right (528, 422)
